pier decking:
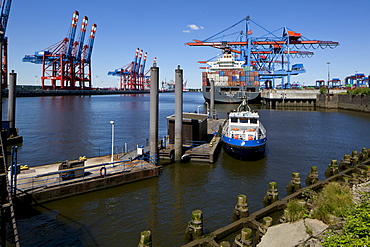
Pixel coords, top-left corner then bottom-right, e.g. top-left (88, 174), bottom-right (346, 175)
top-left (159, 118), bottom-right (225, 163)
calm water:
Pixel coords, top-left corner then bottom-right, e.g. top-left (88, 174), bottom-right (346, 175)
top-left (4, 92), bottom-right (369, 246)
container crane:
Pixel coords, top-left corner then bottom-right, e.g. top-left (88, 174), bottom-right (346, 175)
top-left (186, 16), bottom-right (339, 88)
top-left (0, 0), bottom-right (12, 89)
top-left (80, 23), bottom-right (97, 89)
top-left (22, 11), bottom-right (97, 90)
top-left (108, 48), bottom-right (151, 90)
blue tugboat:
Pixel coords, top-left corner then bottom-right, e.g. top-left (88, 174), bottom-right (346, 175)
top-left (221, 99), bottom-right (267, 160)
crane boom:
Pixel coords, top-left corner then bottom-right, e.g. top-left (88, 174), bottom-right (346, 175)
top-left (76, 16), bottom-right (88, 60)
top-left (136, 49), bottom-right (143, 74)
top-left (85, 23), bottom-right (97, 62)
top-left (140, 52), bottom-right (147, 75)
top-left (0, 0), bottom-right (11, 34)
top-left (66, 10), bottom-right (79, 57)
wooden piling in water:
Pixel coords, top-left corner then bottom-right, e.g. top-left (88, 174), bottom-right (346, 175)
top-left (286, 172), bottom-right (301, 195)
top-left (234, 227), bottom-right (253, 247)
top-left (138, 230), bottom-right (152, 247)
top-left (305, 166), bottom-right (318, 186)
top-left (185, 210), bottom-right (203, 241)
top-left (262, 182), bottom-right (278, 207)
top-left (233, 194), bottom-right (249, 221)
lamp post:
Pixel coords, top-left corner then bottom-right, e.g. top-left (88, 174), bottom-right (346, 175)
top-left (326, 62), bottom-right (330, 87)
top-left (110, 121), bottom-right (115, 163)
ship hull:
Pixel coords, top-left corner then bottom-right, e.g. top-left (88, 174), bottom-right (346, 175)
top-left (222, 135), bottom-right (266, 160)
top-left (202, 86), bottom-right (260, 104)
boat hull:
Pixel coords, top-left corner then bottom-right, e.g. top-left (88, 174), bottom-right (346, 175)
top-left (222, 135), bottom-right (266, 160)
top-left (202, 86), bottom-right (260, 104)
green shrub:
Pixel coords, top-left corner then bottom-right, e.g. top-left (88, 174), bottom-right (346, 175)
top-left (320, 86), bottom-right (328, 94)
top-left (347, 87), bottom-right (370, 95)
top-left (322, 193), bottom-right (370, 246)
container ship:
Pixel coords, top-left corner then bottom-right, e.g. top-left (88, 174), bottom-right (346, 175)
top-left (201, 49), bottom-right (260, 104)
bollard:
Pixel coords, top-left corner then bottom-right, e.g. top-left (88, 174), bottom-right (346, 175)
top-left (325, 160), bottom-right (339, 178)
top-left (286, 172), bottom-right (301, 195)
top-left (262, 182), bottom-right (278, 207)
top-left (350, 173), bottom-right (359, 186)
top-left (138, 230), bottom-right (152, 247)
top-left (185, 210), bottom-right (203, 241)
top-left (305, 166), bottom-right (319, 186)
top-left (219, 241), bottom-right (231, 247)
top-left (232, 194), bottom-right (249, 221)
top-left (339, 154), bottom-right (351, 171)
top-left (234, 227), bottom-right (253, 247)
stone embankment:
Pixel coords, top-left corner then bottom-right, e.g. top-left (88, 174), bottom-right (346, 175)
top-left (316, 94), bottom-right (370, 112)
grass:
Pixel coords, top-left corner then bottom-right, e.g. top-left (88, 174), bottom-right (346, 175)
top-left (310, 182), bottom-right (354, 224)
top-left (283, 199), bottom-right (308, 222)
top-left (283, 182), bottom-right (353, 224)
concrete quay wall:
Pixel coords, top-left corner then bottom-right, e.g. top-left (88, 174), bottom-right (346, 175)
top-left (317, 94), bottom-right (370, 112)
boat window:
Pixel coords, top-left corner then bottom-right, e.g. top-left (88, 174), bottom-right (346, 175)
top-left (230, 118), bottom-right (237, 123)
top-left (240, 118), bottom-right (248, 123)
top-left (250, 118), bottom-right (258, 124)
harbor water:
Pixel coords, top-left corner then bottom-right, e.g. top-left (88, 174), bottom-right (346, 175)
top-left (4, 92), bottom-right (370, 246)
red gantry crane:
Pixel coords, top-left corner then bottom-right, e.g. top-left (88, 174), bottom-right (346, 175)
top-left (22, 11), bottom-right (97, 90)
top-left (107, 48), bottom-right (152, 90)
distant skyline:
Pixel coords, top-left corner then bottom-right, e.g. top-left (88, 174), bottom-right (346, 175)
top-left (6, 0), bottom-right (370, 89)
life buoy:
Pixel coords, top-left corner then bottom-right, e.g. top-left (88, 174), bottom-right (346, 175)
top-left (100, 167), bottom-right (107, 177)
top-left (234, 135), bottom-right (239, 139)
top-left (232, 128), bottom-right (239, 131)
top-left (248, 136), bottom-right (253, 140)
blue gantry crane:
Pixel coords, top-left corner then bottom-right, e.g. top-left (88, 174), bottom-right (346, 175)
top-left (186, 16), bottom-right (339, 89)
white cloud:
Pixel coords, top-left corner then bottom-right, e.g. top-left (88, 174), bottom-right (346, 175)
top-left (182, 30), bottom-right (191, 33)
top-left (187, 24), bottom-right (204, 30)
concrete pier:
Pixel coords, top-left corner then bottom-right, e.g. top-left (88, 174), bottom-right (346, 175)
top-left (13, 155), bottom-right (159, 204)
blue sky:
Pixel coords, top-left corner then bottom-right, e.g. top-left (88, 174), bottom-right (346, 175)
top-left (6, 0), bottom-right (370, 88)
